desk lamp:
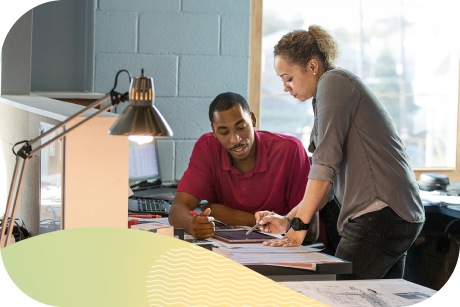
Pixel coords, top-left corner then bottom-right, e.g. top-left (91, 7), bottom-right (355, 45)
top-left (0, 69), bottom-right (173, 248)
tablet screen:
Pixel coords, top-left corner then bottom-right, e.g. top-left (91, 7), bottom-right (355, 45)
top-left (213, 230), bottom-right (276, 243)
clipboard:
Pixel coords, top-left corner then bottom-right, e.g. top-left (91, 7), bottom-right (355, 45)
top-left (213, 230), bottom-right (277, 243)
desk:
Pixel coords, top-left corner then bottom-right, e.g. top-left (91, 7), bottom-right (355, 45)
top-left (144, 218), bottom-right (352, 281)
top-left (438, 205), bottom-right (460, 219)
top-left (421, 191), bottom-right (460, 219)
top-left (404, 192), bottom-right (460, 291)
top-left (246, 261), bottom-right (352, 282)
top-left (208, 237), bottom-right (352, 282)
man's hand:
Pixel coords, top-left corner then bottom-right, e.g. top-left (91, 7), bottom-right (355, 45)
top-left (190, 207), bottom-right (215, 239)
top-left (169, 192), bottom-right (215, 239)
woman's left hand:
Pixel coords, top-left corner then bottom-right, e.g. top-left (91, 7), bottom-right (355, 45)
top-left (262, 229), bottom-right (307, 247)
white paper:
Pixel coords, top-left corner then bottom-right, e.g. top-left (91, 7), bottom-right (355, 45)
top-left (281, 279), bottom-right (437, 307)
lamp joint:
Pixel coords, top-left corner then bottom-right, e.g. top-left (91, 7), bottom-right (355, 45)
top-left (110, 90), bottom-right (129, 106)
top-left (15, 142), bottom-right (32, 159)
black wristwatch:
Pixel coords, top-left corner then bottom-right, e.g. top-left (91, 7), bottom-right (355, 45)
top-left (290, 217), bottom-right (310, 231)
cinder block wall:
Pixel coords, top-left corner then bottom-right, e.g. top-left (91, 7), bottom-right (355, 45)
top-left (94, 0), bottom-right (251, 183)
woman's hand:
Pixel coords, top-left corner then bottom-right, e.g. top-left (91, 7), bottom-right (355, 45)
top-left (262, 229), bottom-right (307, 247)
top-left (254, 211), bottom-right (289, 234)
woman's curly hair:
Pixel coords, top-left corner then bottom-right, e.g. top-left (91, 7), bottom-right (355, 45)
top-left (274, 25), bottom-right (340, 71)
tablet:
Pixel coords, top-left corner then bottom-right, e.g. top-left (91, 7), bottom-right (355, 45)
top-left (213, 230), bottom-right (277, 243)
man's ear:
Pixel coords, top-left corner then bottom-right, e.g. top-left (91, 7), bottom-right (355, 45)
top-left (250, 112), bottom-right (257, 127)
top-left (211, 122), bottom-right (216, 135)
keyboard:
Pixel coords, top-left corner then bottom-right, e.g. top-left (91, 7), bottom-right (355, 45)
top-left (128, 196), bottom-right (171, 216)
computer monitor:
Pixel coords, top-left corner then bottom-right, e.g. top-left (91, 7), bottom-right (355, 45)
top-left (128, 140), bottom-right (161, 187)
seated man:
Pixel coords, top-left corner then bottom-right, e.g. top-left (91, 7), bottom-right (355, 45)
top-left (168, 92), bottom-right (319, 241)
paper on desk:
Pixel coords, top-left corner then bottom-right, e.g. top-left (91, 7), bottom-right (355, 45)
top-left (209, 238), bottom-right (321, 253)
top-left (280, 279), bottom-right (436, 306)
top-left (229, 250), bottom-right (342, 270)
top-left (420, 191), bottom-right (460, 206)
top-left (207, 238), bottom-right (340, 271)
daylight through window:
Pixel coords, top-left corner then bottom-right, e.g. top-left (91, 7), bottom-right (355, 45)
top-left (260, 0), bottom-right (459, 169)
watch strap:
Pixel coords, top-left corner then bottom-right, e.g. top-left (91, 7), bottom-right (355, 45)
top-left (291, 217), bottom-right (310, 231)
top-left (284, 215), bottom-right (291, 233)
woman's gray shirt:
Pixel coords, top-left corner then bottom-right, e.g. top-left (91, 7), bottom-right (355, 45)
top-left (308, 68), bottom-right (425, 234)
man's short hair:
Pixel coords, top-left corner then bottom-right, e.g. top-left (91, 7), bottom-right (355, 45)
top-left (209, 92), bottom-right (250, 122)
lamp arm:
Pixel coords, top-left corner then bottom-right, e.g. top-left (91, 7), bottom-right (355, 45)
top-left (25, 90), bottom-right (128, 154)
top-left (30, 93), bottom-right (119, 156)
top-left (1, 89), bottom-right (129, 248)
top-left (0, 156), bottom-right (27, 248)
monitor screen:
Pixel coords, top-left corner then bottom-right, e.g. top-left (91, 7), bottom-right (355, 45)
top-left (129, 141), bottom-right (160, 185)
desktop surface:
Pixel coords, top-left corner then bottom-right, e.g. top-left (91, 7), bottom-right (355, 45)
top-left (246, 262), bottom-right (352, 282)
top-left (148, 218), bottom-right (352, 281)
top-left (420, 190), bottom-right (460, 219)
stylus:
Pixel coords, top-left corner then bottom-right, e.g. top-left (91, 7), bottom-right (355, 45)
top-left (245, 223), bottom-right (260, 236)
top-left (246, 211), bottom-right (274, 235)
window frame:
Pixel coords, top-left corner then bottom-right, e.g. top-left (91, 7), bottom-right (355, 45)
top-left (248, 0), bottom-right (460, 181)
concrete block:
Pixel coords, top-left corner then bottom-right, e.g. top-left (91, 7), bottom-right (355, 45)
top-left (182, 0), bottom-right (250, 14)
top-left (155, 97), bottom-right (211, 139)
top-left (179, 55), bottom-right (249, 97)
top-left (221, 15), bottom-right (250, 56)
top-left (98, 0), bottom-right (180, 12)
top-left (94, 54), bottom-right (178, 96)
top-left (139, 13), bottom-right (219, 54)
top-left (95, 11), bottom-right (138, 53)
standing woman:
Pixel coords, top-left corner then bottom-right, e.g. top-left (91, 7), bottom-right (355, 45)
top-left (256, 25), bottom-right (425, 280)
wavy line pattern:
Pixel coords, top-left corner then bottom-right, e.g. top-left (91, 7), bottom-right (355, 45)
top-left (144, 244), bottom-right (327, 307)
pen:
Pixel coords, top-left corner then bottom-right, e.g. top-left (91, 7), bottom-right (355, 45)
top-left (189, 211), bottom-right (215, 222)
top-left (128, 214), bottom-right (161, 218)
top-left (246, 211), bottom-right (274, 236)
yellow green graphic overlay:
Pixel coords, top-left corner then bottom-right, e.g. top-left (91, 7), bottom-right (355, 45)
top-left (1, 227), bottom-right (327, 306)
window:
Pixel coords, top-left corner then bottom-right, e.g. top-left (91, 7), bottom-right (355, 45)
top-left (258, 0), bottom-right (460, 169)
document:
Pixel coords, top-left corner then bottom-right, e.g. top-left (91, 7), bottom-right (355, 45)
top-left (281, 279), bottom-right (436, 306)
top-left (208, 238), bottom-right (340, 270)
top-left (420, 191), bottom-right (460, 206)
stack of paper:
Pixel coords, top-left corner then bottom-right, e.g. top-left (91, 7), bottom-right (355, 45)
top-left (208, 238), bottom-right (341, 270)
top-left (420, 191), bottom-right (460, 206)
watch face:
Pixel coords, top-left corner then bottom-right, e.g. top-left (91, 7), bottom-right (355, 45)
top-left (291, 217), bottom-right (309, 231)
top-left (291, 218), bottom-right (300, 230)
